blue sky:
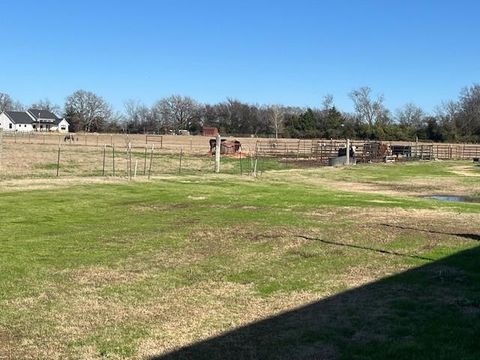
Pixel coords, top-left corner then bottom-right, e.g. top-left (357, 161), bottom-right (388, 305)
top-left (1, 0), bottom-right (479, 113)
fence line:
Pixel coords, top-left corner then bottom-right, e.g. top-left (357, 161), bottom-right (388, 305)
top-left (1, 132), bottom-right (480, 161)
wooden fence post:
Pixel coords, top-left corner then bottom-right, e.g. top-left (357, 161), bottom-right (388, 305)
top-left (102, 144), bottom-right (106, 176)
top-left (321, 142), bottom-right (325, 165)
top-left (56, 146), bottom-right (61, 177)
top-left (112, 145), bottom-right (116, 176)
top-left (148, 144), bottom-right (154, 179)
top-left (143, 146), bottom-right (148, 175)
top-left (179, 147), bottom-right (183, 174)
top-left (128, 143), bottom-right (132, 180)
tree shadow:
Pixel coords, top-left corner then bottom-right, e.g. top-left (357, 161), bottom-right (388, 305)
top-left (151, 246), bottom-right (480, 360)
top-left (380, 223), bottom-right (480, 242)
top-left (296, 235), bottom-right (434, 261)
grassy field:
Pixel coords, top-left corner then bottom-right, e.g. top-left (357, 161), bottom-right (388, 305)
top-left (0, 161), bottom-right (479, 359)
top-left (0, 142), bottom-right (292, 180)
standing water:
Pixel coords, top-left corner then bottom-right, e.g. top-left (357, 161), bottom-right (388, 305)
top-left (429, 195), bottom-right (480, 203)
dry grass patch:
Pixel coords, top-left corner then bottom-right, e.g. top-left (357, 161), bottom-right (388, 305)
top-left (70, 266), bottom-right (147, 287)
top-left (451, 165), bottom-right (480, 177)
top-left (0, 176), bottom-right (130, 193)
top-left (137, 281), bottom-right (322, 358)
top-left (265, 162), bottom-right (480, 198)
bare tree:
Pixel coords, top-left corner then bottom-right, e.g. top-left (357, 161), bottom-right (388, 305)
top-left (349, 87), bottom-right (389, 126)
top-left (124, 99), bottom-right (158, 133)
top-left (435, 100), bottom-right (460, 124)
top-left (434, 100), bottom-right (461, 139)
top-left (0, 92), bottom-right (23, 112)
top-left (124, 99), bottom-right (143, 123)
top-left (64, 90), bottom-right (112, 132)
top-left (0, 93), bottom-right (13, 112)
top-left (321, 94), bottom-right (334, 111)
top-left (457, 84), bottom-right (480, 139)
top-left (395, 103), bottom-right (425, 129)
top-left (30, 98), bottom-right (61, 114)
top-left (153, 95), bottom-right (201, 132)
top-left (268, 105), bottom-right (284, 139)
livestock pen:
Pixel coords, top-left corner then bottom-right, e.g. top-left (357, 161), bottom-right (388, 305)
top-left (1, 132), bottom-right (480, 179)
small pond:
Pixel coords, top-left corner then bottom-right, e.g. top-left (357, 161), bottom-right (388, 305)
top-left (428, 195), bottom-right (480, 203)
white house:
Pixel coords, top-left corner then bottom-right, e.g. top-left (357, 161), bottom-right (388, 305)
top-left (0, 109), bottom-right (70, 133)
top-left (0, 111), bottom-right (33, 132)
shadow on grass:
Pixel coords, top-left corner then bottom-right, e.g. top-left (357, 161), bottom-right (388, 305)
top-left (151, 246), bottom-right (480, 360)
top-left (380, 223), bottom-right (480, 242)
top-left (297, 235), bottom-right (434, 261)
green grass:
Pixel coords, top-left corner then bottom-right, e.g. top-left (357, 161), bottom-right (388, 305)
top-left (0, 161), bottom-right (479, 359)
top-left (313, 160), bottom-right (459, 183)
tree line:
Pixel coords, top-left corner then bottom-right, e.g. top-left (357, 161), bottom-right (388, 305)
top-left (1, 85), bottom-right (479, 142)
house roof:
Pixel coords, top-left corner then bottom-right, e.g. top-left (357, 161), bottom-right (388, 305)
top-left (3, 110), bottom-right (68, 126)
top-left (53, 118), bottom-right (67, 125)
top-left (27, 109), bottom-right (59, 120)
top-left (5, 111), bottom-right (34, 124)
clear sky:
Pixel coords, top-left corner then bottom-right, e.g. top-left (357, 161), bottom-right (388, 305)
top-left (1, 0), bottom-right (479, 113)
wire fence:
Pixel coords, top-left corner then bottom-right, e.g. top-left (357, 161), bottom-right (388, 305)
top-left (0, 132), bottom-right (479, 180)
top-left (0, 142), bottom-right (286, 180)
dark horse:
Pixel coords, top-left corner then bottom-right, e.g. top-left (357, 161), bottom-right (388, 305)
top-left (64, 134), bottom-right (75, 142)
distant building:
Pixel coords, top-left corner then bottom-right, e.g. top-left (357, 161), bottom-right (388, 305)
top-left (0, 109), bottom-right (70, 133)
top-left (177, 129), bottom-right (190, 136)
top-left (202, 127), bottom-right (219, 137)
